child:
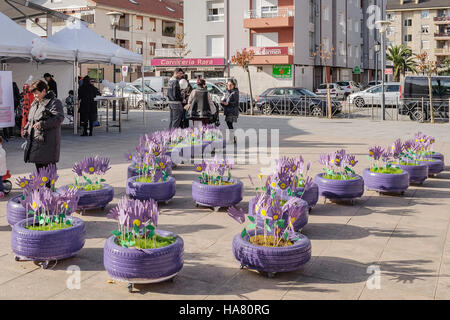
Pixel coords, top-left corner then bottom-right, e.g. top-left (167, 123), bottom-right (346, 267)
top-left (65, 90), bottom-right (74, 116)
top-left (0, 137), bottom-right (6, 199)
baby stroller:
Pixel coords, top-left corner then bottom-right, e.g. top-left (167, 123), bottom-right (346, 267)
top-left (2, 170), bottom-right (12, 195)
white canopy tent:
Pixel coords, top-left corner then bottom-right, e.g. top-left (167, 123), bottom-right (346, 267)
top-left (46, 21), bottom-right (144, 134)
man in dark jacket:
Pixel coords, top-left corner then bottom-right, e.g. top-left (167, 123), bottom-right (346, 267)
top-left (44, 73), bottom-right (58, 98)
top-left (167, 68), bottom-right (184, 129)
top-left (78, 76), bottom-right (100, 136)
top-left (23, 80), bottom-right (64, 171)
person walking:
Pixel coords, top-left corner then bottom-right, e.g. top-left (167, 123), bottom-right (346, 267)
top-left (180, 75), bottom-right (193, 129)
top-left (186, 78), bottom-right (216, 128)
top-left (167, 68), bottom-right (184, 129)
top-left (78, 76), bottom-right (99, 136)
top-left (43, 73), bottom-right (58, 98)
top-left (221, 79), bottom-right (240, 144)
top-left (23, 80), bottom-right (64, 173)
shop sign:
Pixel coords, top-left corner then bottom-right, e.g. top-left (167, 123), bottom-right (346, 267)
top-left (272, 65), bottom-right (292, 79)
top-left (353, 66), bottom-right (361, 74)
top-left (151, 58), bottom-right (226, 67)
top-left (385, 68), bottom-right (393, 75)
top-left (247, 47), bottom-right (289, 56)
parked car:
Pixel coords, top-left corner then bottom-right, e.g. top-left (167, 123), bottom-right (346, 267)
top-left (206, 77), bottom-right (238, 88)
top-left (103, 83), bottom-right (168, 109)
top-left (399, 76), bottom-right (450, 121)
top-left (366, 80), bottom-right (382, 89)
top-left (132, 76), bottom-right (170, 94)
top-left (336, 81), bottom-right (360, 97)
top-left (316, 83), bottom-right (346, 100)
top-left (348, 82), bottom-right (401, 108)
top-left (255, 87), bottom-right (342, 117)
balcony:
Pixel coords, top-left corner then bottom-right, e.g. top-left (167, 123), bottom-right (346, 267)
top-left (244, 8), bottom-right (294, 29)
top-left (154, 48), bottom-right (183, 58)
top-left (435, 32), bottom-right (450, 40)
top-left (434, 16), bottom-right (450, 24)
top-left (435, 48), bottom-right (450, 56)
top-left (247, 46), bottom-right (294, 65)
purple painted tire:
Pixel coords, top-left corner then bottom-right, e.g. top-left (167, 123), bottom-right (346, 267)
top-left (103, 230), bottom-right (184, 283)
top-left (314, 173), bottom-right (364, 201)
top-left (268, 183), bottom-right (319, 210)
top-left (232, 230), bottom-right (311, 274)
top-left (57, 184), bottom-right (114, 211)
top-left (362, 168), bottom-right (409, 194)
top-left (11, 217), bottom-right (86, 261)
top-left (248, 196), bottom-right (309, 231)
top-left (126, 176), bottom-right (176, 202)
top-left (192, 179), bottom-right (243, 208)
top-left (7, 195), bottom-right (29, 226)
top-left (425, 152), bottom-right (444, 163)
top-left (419, 159), bottom-right (444, 176)
top-left (127, 164), bottom-right (172, 179)
top-left (397, 163), bottom-right (428, 185)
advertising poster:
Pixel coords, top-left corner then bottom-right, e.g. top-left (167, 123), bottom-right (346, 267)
top-left (0, 71), bottom-right (14, 128)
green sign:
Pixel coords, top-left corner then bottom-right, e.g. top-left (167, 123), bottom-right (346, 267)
top-left (353, 66), bottom-right (361, 74)
top-left (273, 65), bottom-right (292, 79)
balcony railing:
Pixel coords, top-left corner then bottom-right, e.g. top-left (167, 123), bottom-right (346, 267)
top-left (435, 48), bottom-right (450, 55)
top-left (435, 32), bottom-right (450, 37)
top-left (434, 16), bottom-right (450, 22)
top-left (154, 48), bottom-right (183, 58)
top-left (244, 8), bottom-right (294, 19)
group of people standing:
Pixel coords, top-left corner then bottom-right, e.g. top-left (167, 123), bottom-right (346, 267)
top-left (167, 68), bottom-right (240, 143)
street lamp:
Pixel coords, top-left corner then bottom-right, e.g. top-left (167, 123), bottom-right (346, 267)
top-left (376, 20), bottom-right (391, 121)
top-left (107, 11), bottom-right (123, 122)
top-left (374, 41), bottom-right (381, 84)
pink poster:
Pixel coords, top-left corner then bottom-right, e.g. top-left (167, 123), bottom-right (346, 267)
top-left (0, 71), bottom-right (14, 128)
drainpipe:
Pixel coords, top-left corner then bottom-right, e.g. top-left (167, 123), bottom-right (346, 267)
top-left (226, 0), bottom-right (230, 78)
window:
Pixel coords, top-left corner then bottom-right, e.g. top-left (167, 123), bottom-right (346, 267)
top-left (348, 18), bottom-right (352, 31)
top-left (404, 34), bottom-right (412, 42)
top-left (149, 42), bottom-right (156, 55)
top-left (149, 18), bottom-right (156, 32)
top-left (355, 21), bottom-right (360, 33)
top-left (387, 13), bottom-right (394, 21)
top-left (339, 41), bottom-right (345, 56)
top-left (404, 19), bottom-right (412, 27)
top-left (207, 35), bottom-right (224, 57)
top-left (386, 85), bottom-right (400, 93)
top-left (136, 16), bottom-right (143, 30)
top-left (162, 21), bottom-right (176, 37)
top-left (253, 32), bottom-right (278, 47)
top-left (338, 12), bottom-right (344, 27)
top-left (309, 31), bottom-right (315, 56)
top-left (421, 10), bottom-right (430, 19)
top-left (136, 41), bottom-right (143, 54)
top-left (422, 40), bottom-right (430, 49)
top-left (323, 5), bottom-right (329, 21)
top-left (309, 0), bottom-right (314, 23)
top-left (421, 25), bottom-right (429, 34)
top-left (348, 45), bottom-right (352, 57)
top-left (323, 38), bottom-right (330, 51)
top-left (207, 1), bottom-right (224, 22)
top-left (355, 45), bottom-right (360, 58)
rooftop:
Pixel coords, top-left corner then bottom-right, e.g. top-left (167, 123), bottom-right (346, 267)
top-left (92, 0), bottom-right (183, 20)
top-left (387, 0), bottom-right (450, 10)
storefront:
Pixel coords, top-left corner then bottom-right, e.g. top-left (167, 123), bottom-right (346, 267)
top-left (150, 58), bottom-right (226, 79)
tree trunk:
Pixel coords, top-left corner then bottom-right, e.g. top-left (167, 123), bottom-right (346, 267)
top-left (327, 82), bottom-right (332, 119)
top-left (247, 67), bottom-right (254, 116)
top-left (428, 75), bottom-right (434, 124)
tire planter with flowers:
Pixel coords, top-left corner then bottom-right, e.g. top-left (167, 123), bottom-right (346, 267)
top-left (248, 196), bottom-right (309, 232)
top-left (232, 231), bottom-right (311, 277)
top-left (105, 197), bottom-right (183, 292)
top-left (397, 163), bottom-right (428, 185)
top-left (58, 184), bottom-right (114, 212)
top-left (127, 164), bottom-right (172, 179)
top-left (126, 176), bottom-right (176, 203)
top-left (425, 152), bottom-right (444, 163)
top-left (7, 195), bottom-right (30, 227)
top-left (192, 179), bottom-right (243, 209)
top-left (314, 173), bottom-right (364, 203)
top-left (268, 184), bottom-right (319, 211)
top-left (12, 217), bottom-right (86, 266)
top-left (419, 159), bottom-right (444, 177)
top-left (362, 168), bottom-right (409, 194)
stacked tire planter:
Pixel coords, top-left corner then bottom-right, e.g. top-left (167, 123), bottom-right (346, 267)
top-left (192, 179), bottom-right (243, 211)
top-left (397, 163), bottom-right (429, 185)
top-left (268, 184), bottom-right (319, 212)
top-left (126, 176), bottom-right (176, 203)
top-left (232, 230), bottom-right (312, 278)
top-left (248, 197), bottom-right (309, 232)
top-left (57, 184), bottom-right (114, 213)
top-left (425, 152), bottom-right (444, 163)
top-left (127, 165), bottom-right (172, 179)
top-left (314, 173), bottom-right (365, 205)
top-left (7, 195), bottom-right (31, 227)
top-left (362, 168), bottom-right (410, 195)
top-left (419, 159), bottom-right (444, 177)
top-left (11, 217), bottom-right (86, 268)
top-left (103, 230), bottom-right (184, 292)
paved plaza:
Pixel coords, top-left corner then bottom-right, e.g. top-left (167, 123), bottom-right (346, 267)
top-left (1, 110), bottom-right (450, 300)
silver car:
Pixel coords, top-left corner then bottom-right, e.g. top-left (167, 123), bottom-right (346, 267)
top-left (104, 83), bottom-right (168, 109)
top-left (315, 83), bottom-right (346, 100)
top-left (348, 82), bottom-right (401, 108)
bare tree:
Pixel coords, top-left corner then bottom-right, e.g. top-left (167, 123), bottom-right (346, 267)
top-left (415, 52), bottom-right (440, 124)
top-left (313, 44), bottom-right (336, 119)
top-left (174, 33), bottom-right (191, 58)
top-left (232, 49), bottom-right (255, 115)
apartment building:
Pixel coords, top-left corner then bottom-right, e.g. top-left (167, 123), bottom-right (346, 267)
top-left (179, 0), bottom-right (380, 95)
top-left (24, 0), bottom-right (183, 82)
top-left (386, 0), bottom-right (450, 67)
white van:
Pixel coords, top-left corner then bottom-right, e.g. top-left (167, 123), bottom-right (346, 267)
top-left (132, 76), bottom-right (170, 94)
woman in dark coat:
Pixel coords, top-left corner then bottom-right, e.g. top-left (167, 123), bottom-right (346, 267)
top-left (186, 78), bottom-right (216, 127)
top-left (78, 76), bottom-right (99, 136)
top-left (44, 73), bottom-right (58, 98)
top-left (221, 79), bottom-right (240, 144)
top-left (23, 80), bottom-right (64, 172)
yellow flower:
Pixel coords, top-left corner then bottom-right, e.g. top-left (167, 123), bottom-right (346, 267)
top-left (290, 217), bottom-right (296, 223)
top-left (292, 165), bottom-right (297, 171)
top-left (128, 155), bottom-right (132, 160)
top-left (20, 182), bottom-right (26, 188)
top-left (369, 151), bottom-right (374, 156)
top-left (32, 201), bottom-right (37, 209)
top-left (280, 183), bottom-right (286, 189)
top-left (51, 179), bottom-right (55, 185)
top-left (335, 158), bottom-right (340, 163)
top-left (64, 202), bottom-right (68, 209)
top-left (273, 215), bottom-right (279, 220)
top-left (154, 152), bottom-right (160, 156)
top-left (271, 182), bottom-right (277, 188)
top-left (330, 159), bottom-right (334, 164)
top-left (261, 209), bottom-right (267, 217)
top-left (42, 177), bottom-right (48, 182)
top-left (257, 173), bottom-right (263, 180)
top-left (196, 166), bottom-right (202, 172)
top-left (350, 160), bottom-right (355, 165)
top-left (89, 167), bottom-right (95, 172)
top-left (160, 162), bottom-right (165, 169)
top-left (133, 219), bottom-right (141, 227)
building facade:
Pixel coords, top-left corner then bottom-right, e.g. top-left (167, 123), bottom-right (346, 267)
top-left (180, 0), bottom-right (382, 95)
top-left (24, 0), bottom-right (183, 82)
top-left (386, 0), bottom-right (450, 69)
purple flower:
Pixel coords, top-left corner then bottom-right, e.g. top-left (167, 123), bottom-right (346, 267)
top-left (319, 153), bottom-right (331, 167)
top-left (228, 207), bottom-right (246, 224)
top-left (72, 162), bottom-right (84, 177)
top-left (369, 146), bottom-right (385, 161)
top-left (345, 154), bottom-right (358, 167)
top-left (391, 139), bottom-right (403, 159)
